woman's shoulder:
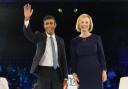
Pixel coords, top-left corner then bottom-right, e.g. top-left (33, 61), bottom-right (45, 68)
top-left (91, 33), bottom-right (99, 37)
top-left (92, 34), bottom-right (103, 43)
top-left (71, 36), bottom-right (80, 41)
top-left (91, 34), bottom-right (101, 39)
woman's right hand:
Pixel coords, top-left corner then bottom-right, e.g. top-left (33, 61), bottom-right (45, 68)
top-left (72, 73), bottom-right (80, 86)
top-left (24, 4), bottom-right (33, 21)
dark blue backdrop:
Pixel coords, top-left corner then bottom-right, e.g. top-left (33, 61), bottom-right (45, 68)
top-left (0, 2), bottom-right (128, 89)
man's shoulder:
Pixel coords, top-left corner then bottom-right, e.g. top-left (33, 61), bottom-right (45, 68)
top-left (35, 31), bottom-right (46, 37)
top-left (35, 31), bottom-right (41, 35)
top-left (56, 35), bottom-right (64, 40)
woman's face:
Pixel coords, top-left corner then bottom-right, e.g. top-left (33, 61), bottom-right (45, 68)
top-left (79, 17), bottom-right (90, 33)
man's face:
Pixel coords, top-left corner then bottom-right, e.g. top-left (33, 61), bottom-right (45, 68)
top-left (43, 19), bottom-right (56, 35)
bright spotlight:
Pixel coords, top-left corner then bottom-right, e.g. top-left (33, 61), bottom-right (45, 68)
top-left (58, 8), bottom-right (63, 13)
top-left (74, 8), bottom-right (78, 13)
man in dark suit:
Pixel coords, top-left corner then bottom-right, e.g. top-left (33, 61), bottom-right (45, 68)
top-left (23, 4), bottom-right (68, 89)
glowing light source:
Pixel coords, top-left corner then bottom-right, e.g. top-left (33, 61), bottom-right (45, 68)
top-left (58, 8), bottom-right (63, 13)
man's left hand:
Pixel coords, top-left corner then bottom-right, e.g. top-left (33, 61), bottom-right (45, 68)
top-left (63, 80), bottom-right (68, 89)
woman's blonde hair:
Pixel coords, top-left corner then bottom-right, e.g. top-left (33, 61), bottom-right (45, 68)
top-left (76, 13), bottom-right (93, 32)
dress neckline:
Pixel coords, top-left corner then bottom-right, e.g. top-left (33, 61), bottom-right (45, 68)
top-left (79, 34), bottom-right (93, 40)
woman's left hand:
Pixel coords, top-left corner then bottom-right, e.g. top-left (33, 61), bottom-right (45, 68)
top-left (102, 70), bottom-right (107, 82)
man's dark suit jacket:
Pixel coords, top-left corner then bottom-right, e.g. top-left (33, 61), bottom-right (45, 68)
top-left (23, 24), bottom-right (68, 80)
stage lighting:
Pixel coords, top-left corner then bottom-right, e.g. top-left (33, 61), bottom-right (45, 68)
top-left (74, 8), bottom-right (78, 13)
top-left (58, 8), bottom-right (63, 13)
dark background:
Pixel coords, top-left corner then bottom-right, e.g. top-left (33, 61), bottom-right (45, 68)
top-left (0, 1), bottom-right (128, 89)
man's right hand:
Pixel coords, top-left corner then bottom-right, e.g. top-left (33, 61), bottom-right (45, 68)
top-left (24, 4), bottom-right (33, 21)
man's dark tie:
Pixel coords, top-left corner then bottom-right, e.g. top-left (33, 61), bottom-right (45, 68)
top-left (50, 37), bottom-right (57, 69)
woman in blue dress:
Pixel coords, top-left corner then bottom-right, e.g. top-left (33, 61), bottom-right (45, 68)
top-left (70, 13), bottom-right (107, 89)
